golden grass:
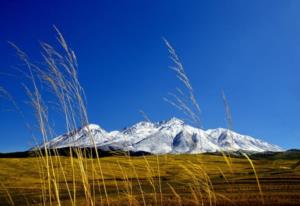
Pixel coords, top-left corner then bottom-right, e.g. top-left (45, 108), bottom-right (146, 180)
top-left (0, 154), bottom-right (299, 205)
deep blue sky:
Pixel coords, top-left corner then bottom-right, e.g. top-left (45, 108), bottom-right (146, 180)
top-left (1, 1), bottom-right (300, 152)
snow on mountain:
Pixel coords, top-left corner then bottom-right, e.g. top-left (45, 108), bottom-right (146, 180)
top-left (44, 124), bottom-right (108, 148)
top-left (40, 117), bottom-right (283, 154)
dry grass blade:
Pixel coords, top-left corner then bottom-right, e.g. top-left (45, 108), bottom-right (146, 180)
top-left (242, 153), bottom-right (264, 205)
top-left (0, 183), bottom-right (15, 206)
top-left (221, 90), bottom-right (233, 131)
top-left (167, 183), bottom-right (182, 206)
top-left (163, 38), bottom-right (202, 129)
top-left (0, 87), bottom-right (10, 100)
top-left (139, 110), bottom-right (151, 122)
top-left (0, 86), bottom-right (21, 114)
top-left (221, 90), bottom-right (234, 147)
top-left (156, 155), bottom-right (163, 206)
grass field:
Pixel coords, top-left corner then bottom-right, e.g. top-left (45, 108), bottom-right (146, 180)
top-left (0, 154), bottom-right (299, 206)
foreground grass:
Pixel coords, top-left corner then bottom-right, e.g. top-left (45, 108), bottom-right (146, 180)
top-left (0, 154), bottom-right (299, 206)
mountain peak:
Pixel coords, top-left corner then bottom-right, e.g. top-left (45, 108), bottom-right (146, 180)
top-left (122, 121), bottom-right (155, 135)
top-left (82, 124), bottom-right (104, 132)
top-left (161, 117), bottom-right (184, 125)
top-left (86, 123), bottom-right (102, 129)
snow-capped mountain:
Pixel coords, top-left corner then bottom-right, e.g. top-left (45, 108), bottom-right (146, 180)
top-left (41, 117), bottom-right (283, 154)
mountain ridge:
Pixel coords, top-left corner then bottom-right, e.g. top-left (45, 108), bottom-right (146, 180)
top-left (41, 117), bottom-right (283, 154)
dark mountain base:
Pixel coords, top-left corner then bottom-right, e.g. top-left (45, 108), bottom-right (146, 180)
top-left (205, 149), bottom-right (300, 160)
top-left (0, 147), bottom-right (151, 158)
top-left (1, 148), bottom-right (300, 160)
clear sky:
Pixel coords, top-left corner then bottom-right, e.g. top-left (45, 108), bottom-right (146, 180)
top-left (0, 0), bottom-right (300, 152)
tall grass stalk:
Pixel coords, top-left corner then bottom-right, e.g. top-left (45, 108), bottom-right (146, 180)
top-left (139, 110), bottom-right (151, 122)
top-left (156, 155), bottom-right (163, 206)
top-left (143, 156), bottom-right (158, 206)
top-left (243, 153), bottom-right (264, 205)
top-left (163, 39), bottom-right (202, 129)
top-left (1, 183), bottom-right (15, 206)
top-left (10, 27), bottom-right (108, 206)
top-left (221, 90), bottom-right (234, 147)
top-left (167, 183), bottom-right (182, 206)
